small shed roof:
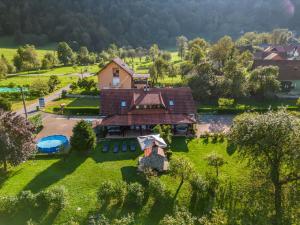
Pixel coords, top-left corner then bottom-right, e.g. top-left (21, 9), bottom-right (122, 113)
top-left (137, 134), bottom-right (167, 151)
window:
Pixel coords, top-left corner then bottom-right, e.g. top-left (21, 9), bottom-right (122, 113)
top-left (113, 68), bottom-right (120, 77)
top-left (121, 101), bottom-right (127, 107)
top-left (169, 100), bottom-right (174, 106)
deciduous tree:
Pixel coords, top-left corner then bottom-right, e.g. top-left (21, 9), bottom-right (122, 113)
top-left (228, 110), bottom-right (300, 225)
top-left (0, 111), bottom-right (35, 171)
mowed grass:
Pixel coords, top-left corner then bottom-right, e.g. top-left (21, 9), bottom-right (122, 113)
top-left (43, 97), bottom-right (100, 114)
top-left (0, 36), bottom-right (54, 61)
top-left (0, 137), bottom-right (247, 225)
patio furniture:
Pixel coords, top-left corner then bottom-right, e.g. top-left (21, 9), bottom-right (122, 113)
top-left (113, 144), bottom-right (119, 153)
top-left (122, 143), bottom-right (127, 152)
top-left (130, 143), bottom-right (136, 152)
top-left (102, 143), bottom-right (109, 153)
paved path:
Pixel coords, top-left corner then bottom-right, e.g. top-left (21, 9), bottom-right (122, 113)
top-left (196, 114), bottom-right (235, 135)
top-left (35, 113), bottom-right (101, 140)
top-left (16, 73), bottom-right (94, 117)
top-left (16, 85), bottom-right (70, 116)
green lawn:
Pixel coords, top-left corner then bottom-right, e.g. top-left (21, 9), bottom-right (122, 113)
top-left (43, 97), bottom-right (100, 115)
top-left (0, 138), bottom-right (247, 225)
top-left (0, 36), bottom-right (54, 62)
top-left (198, 98), bottom-right (299, 114)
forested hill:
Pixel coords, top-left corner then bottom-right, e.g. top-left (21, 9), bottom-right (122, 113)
top-left (0, 0), bottom-right (299, 50)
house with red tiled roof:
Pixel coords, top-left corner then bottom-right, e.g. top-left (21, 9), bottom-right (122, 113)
top-left (253, 60), bottom-right (300, 93)
top-left (97, 58), bottom-right (150, 89)
top-left (98, 87), bottom-right (197, 136)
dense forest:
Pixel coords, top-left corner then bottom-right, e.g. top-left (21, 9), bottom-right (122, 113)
top-left (0, 0), bottom-right (300, 50)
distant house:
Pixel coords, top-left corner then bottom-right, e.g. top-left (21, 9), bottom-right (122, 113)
top-left (138, 141), bottom-right (169, 172)
top-left (253, 60), bottom-right (300, 93)
top-left (97, 58), bottom-right (150, 89)
top-left (98, 87), bottom-right (197, 136)
top-left (254, 45), bottom-right (300, 60)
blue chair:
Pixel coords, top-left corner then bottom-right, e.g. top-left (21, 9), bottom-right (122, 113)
top-left (130, 143), bottom-right (136, 152)
top-left (102, 143), bottom-right (109, 153)
top-left (122, 143), bottom-right (127, 152)
top-left (113, 144), bottom-right (119, 153)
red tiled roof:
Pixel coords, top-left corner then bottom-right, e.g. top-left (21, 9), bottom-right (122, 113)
top-left (253, 59), bottom-right (300, 80)
top-left (100, 113), bottom-right (196, 126)
top-left (98, 57), bottom-right (134, 76)
top-left (133, 92), bottom-right (165, 107)
top-left (100, 87), bottom-right (196, 116)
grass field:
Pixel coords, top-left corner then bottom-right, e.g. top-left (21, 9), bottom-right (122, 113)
top-left (0, 137), bottom-right (247, 225)
top-left (43, 97), bottom-right (100, 114)
top-left (0, 36), bottom-right (54, 62)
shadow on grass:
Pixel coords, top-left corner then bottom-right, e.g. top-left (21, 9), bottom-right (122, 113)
top-left (0, 168), bottom-right (23, 189)
top-left (121, 166), bottom-right (146, 184)
top-left (23, 153), bottom-right (86, 193)
top-left (91, 140), bottom-right (142, 163)
top-left (146, 199), bottom-right (174, 225)
top-left (170, 137), bottom-right (190, 152)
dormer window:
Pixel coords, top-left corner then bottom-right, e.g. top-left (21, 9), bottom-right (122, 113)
top-left (169, 100), bottom-right (174, 106)
top-left (121, 101), bottom-right (127, 107)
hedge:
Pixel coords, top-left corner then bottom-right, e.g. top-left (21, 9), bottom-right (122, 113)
top-left (53, 107), bottom-right (100, 115)
top-left (198, 106), bottom-right (299, 114)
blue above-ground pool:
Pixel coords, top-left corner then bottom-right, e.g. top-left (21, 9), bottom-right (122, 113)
top-left (37, 135), bottom-right (69, 153)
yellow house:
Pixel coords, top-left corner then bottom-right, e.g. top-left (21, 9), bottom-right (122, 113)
top-left (98, 58), bottom-right (149, 89)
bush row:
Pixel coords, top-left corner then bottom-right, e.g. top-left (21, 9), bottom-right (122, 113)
top-left (0, 186), bottom-right (67, 221)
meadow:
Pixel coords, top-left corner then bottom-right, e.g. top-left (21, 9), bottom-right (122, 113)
top-left (0, 137), bottom-right (247, 225)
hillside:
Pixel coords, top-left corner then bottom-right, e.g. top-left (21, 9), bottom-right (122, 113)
top-left (0, 0), bottom-right (299, 50)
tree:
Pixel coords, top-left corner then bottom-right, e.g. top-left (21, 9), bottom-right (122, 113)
top-left (127, 49), bottom-right (136, 63)
top-left (161, 51), bottom-right (172, 62)
top-left (77, 46), bottom-right (91, 65)
top-left (205, 153), bottom-right (225, 177)
top-left (13, 45), bottom-right (41, 71)
top-left (176, 35), bottom-right (188, 60)
top-left (136, 47), bottom-right (146, 62)
top-left (149, 44), bottom-right (160, 62)
top-left (228, 110), bottom-right (300, 225)
top-left (209, 36), bottom-right (235, 70)
top-left (0, 97), bottom-right (12, 111)
top-left (0, 111), bottom-right (35, 171)
top-left (57, 42), bottom-right (75, 66)
top-left (249, 66), bottom-right (281, 98)
top-left (152, 58), bottom-right (169, 84)
top-left (47, 75), bottom-right (61, 92)
top-left (126, 182), bottom-right (144, 207)
top-left (70, 120), bottom-right (96, 152)
top-left (148, 177), bottom-right (169, 202)
top-left (0, 57), bottom-right (8, 79)
top-left (42, 52), bottom-right (58, 69)
top-left (188, 38), bottom-right (209, 65)
top-left (222, 60), bottom-right (248, 98)
top-left (170, 157), bottom-right (194, 198)
top-left (153, 125), bottom-right (173, 145)
top-left (187, 62), bottom-right (218, 101)
top-left (30, 79), bottom-right (49, 97)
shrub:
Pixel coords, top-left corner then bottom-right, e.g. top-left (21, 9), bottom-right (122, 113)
top-left (190, 174), bottom-right (208, 194)
top-left (0, 97), bottom-right (12, 111)
top-left (218, 98), bottom-right (235, 108)
top-left (126, 182), bottom-right (144, 207)
top-left (148, 178), bottom-right (170, 202)
top-left (48, 75), bottom-right (61, 92)
top-left (70, 81), bottom-right (78, 91)
top-left (296, 98), bottom-right (300, 108)
top-left (18, 191), bottom-right (37, 215)
top-left (61, 90), bottom-right (67, 99)
top-left (70, 120), bottom-right (96, 152)
top-left (97, 181), bottom-right (115, 204)
top-left (113, 181), bottom-right (127, 204)
top-left (28, 114), bottom-right (43, 133)
top-left (0, 196), bottom-right (18, 216)
top-left (165, 150), bottom-right (173, 160)
top-left (38, 186), bottom-right (67, 210)
top-left (30, 79), bottom-right (49, 97)
top-left (211, 133), bottom-right (219, 143)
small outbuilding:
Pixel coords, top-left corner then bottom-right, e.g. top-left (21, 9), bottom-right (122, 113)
top-left (137, 135), bottom-right (169, 172)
